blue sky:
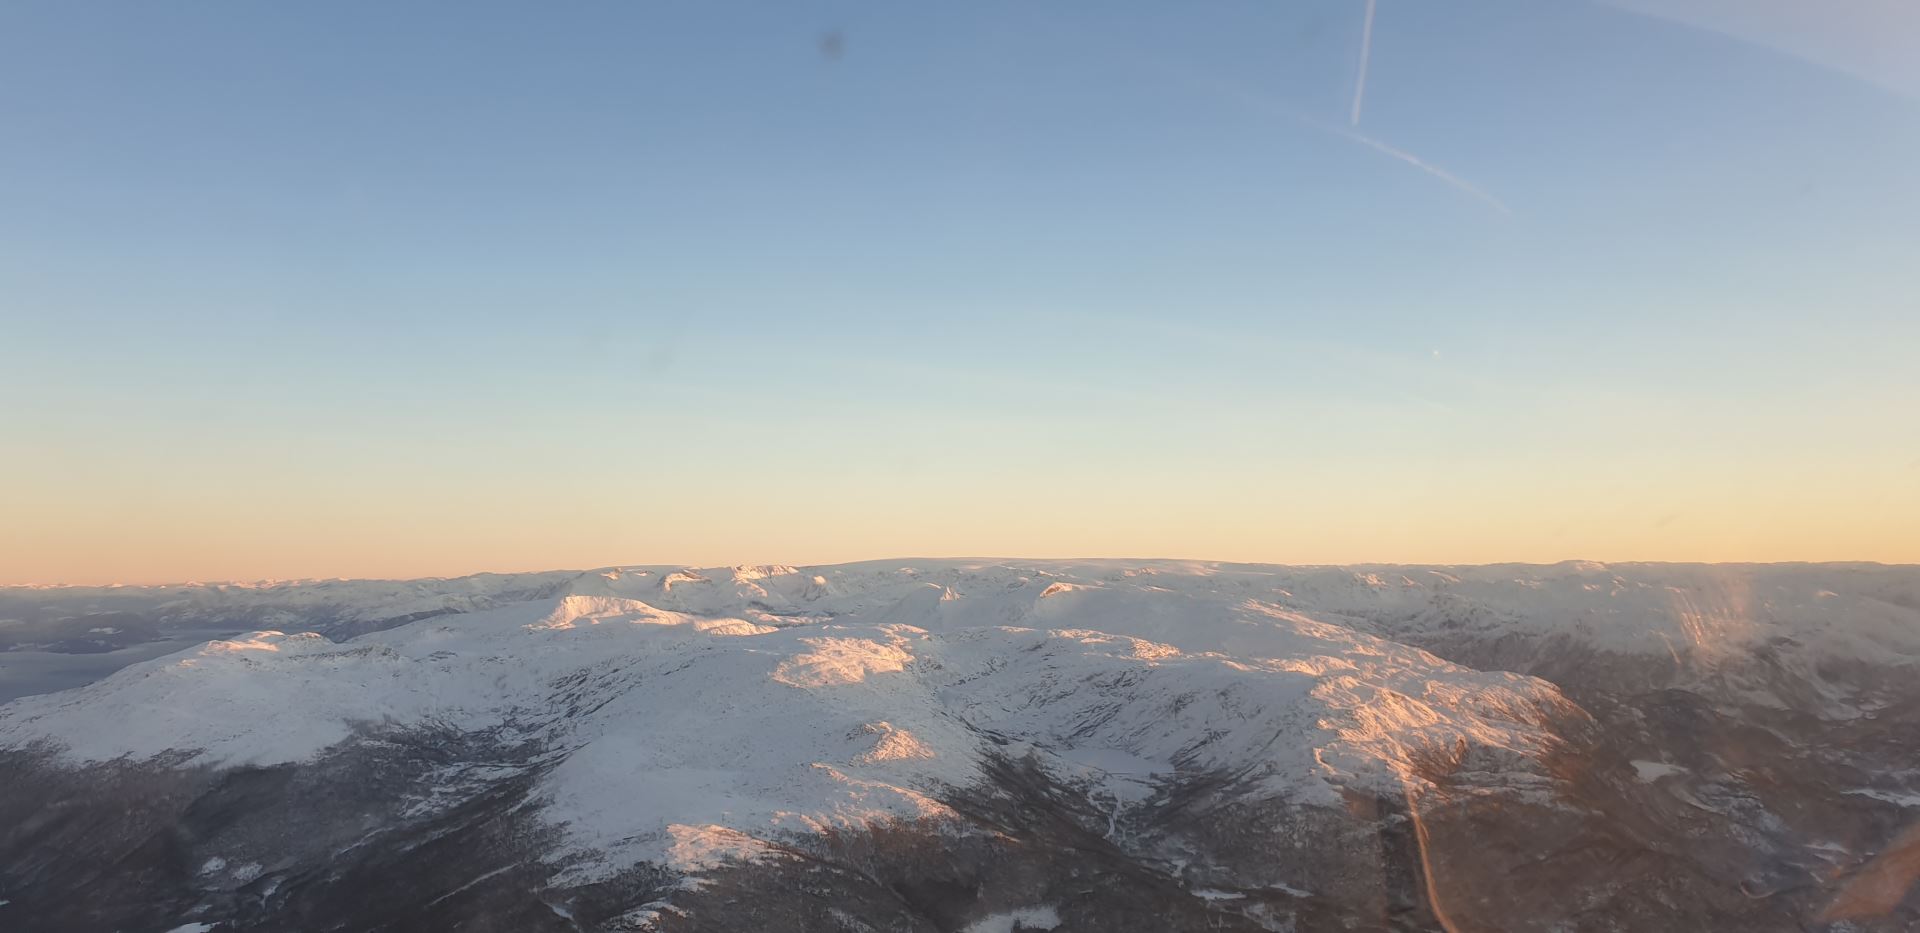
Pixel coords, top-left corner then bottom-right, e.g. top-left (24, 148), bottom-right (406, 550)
top-left (3, 1), bottom-right (1916, 581)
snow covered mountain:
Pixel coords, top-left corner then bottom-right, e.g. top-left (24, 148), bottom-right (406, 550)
top-left (4, 560), bottom-right (1918, 931)
top-left (0, 572), bottom-right (581, 703)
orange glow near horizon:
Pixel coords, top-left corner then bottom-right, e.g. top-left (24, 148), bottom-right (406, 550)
top-left (5, 452), bottom-right (1916, 585)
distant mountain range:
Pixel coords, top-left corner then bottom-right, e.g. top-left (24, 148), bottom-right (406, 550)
top-left (5, 560), bottom-right (1918, 931)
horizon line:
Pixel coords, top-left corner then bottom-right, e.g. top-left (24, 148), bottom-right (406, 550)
top-left (8, 555), bottom-right (1918, 589)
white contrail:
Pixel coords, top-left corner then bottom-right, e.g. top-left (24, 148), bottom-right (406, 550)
top-left (1177, 60), bottom-right (1514, 215)
top-left (1167, 63), bottom-right (1513, 215)
top-left (1045, 13), bottom-right (1512, 216)
top-left (1351, 0), bottom-right (1377, 126)
top-left (1331, 125), bottom-right (1514, 215)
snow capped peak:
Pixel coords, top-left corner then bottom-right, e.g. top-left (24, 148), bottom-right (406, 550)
top-left (658, 570), bottom-right (711, 592)
top-left (6, 559), bottom-right (1916, 890)
top-left (10, 560), bottom-right (1920, 932)
top-left (729, 564), bottom-right (799, 581)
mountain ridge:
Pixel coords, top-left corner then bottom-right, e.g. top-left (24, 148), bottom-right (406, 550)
top-left (4, 560), bottom-right (1918, 931)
